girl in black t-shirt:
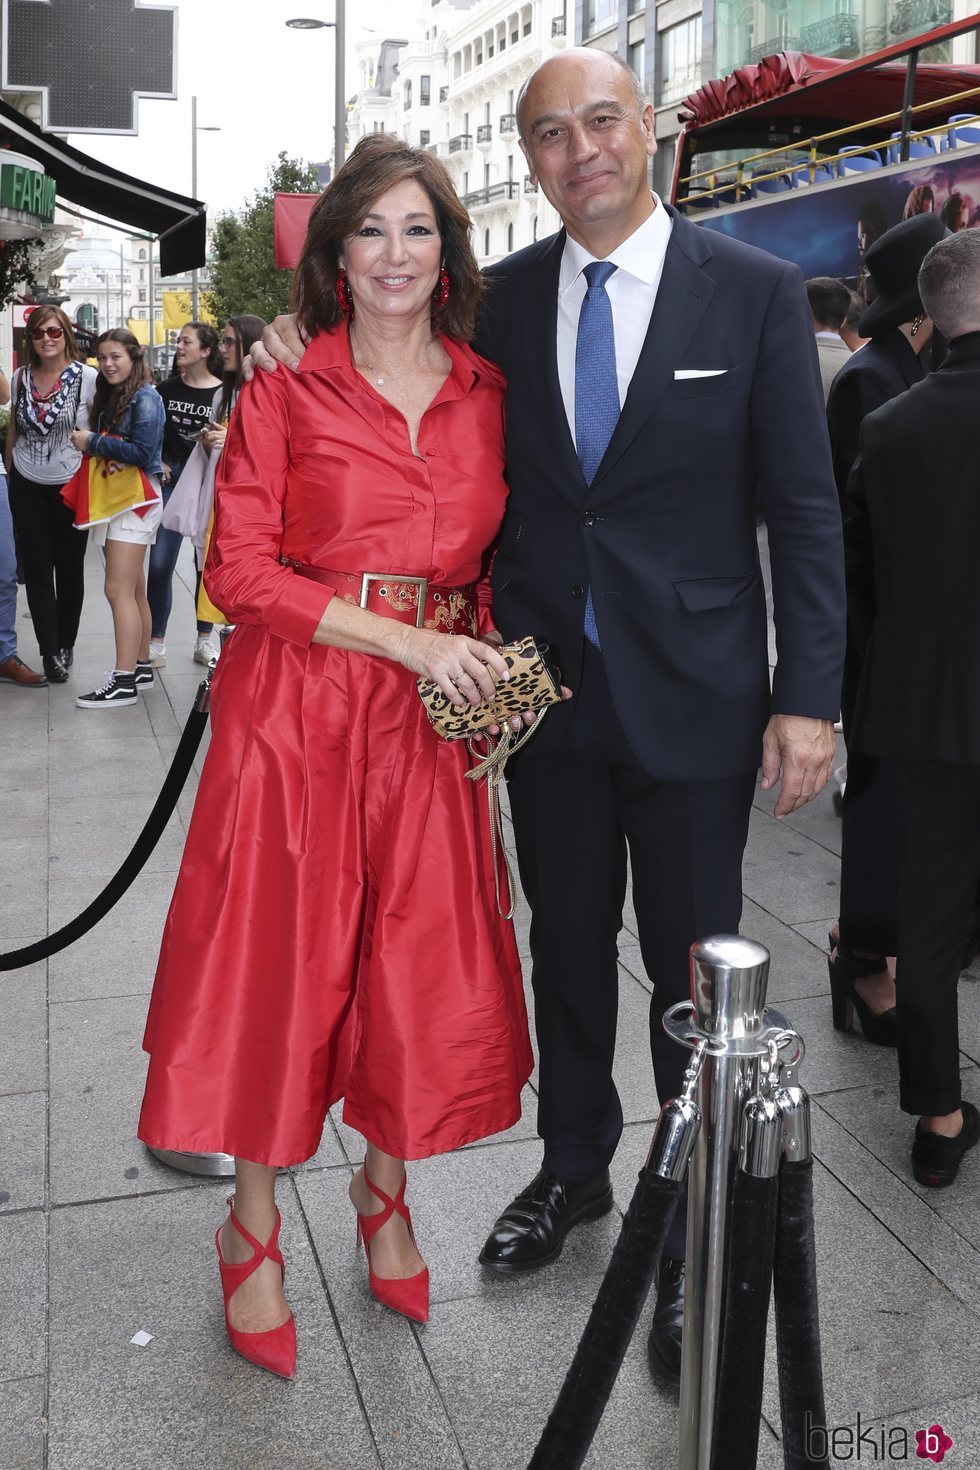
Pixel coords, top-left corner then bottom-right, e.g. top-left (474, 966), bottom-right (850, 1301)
top-left (147, 322), bottom-right (222, 666)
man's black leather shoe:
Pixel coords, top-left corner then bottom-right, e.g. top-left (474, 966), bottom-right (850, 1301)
top-left (647, 1255), bottom-right (685, 1381)
top-left (479, 1168), bottom-right (613, 1272)
top-left (42, 653), bottom-right (68, 684)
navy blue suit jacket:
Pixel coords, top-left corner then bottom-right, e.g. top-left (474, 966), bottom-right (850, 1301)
top-left (475, 205), bottom-right (845, 782)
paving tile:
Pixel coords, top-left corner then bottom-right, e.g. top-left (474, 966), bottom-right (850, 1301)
top-left (296, 1168), bottom-right (468, 1470)
top-left (47, 797), bottom-right (187, 879)
top-left (0, 1092), bottom-right (46, 1213)
top-left (810, 1096), bottom-right (980, 1313)
top-left (421, 1271), bottom-right (681, 1470)
top-left (48, 993), bottom-right (201, 1205)
top-left (0, 1375), bottom-right (45, 1470)
top-left (818, 1069), bottom-right (980, 1253)
top-left (759, 1161), bottom-right (980, 1430)
top-left (741, 897), bottom-right (832, 1004)
top-left (742, 807), bottom-right (842, 927)
top-left (0, 871), bottom-right (47, 952)
top-left (290, 1113), bottom-right (350, 1173)
top-left (47, 1184), bottom-right (380, 1470)
top-left (0, 960), bottom-right (46, 1095)
top-left (0, 1211), bottom-right (45, 1381)
top-left (47, 870), bottom-right (175, 1004)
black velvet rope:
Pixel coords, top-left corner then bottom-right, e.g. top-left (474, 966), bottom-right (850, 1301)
top-left (774, 1158), bottom-right (830, 1470)
top-left (710, 1166), bottom-right (780, 1470)
top-left (527, 1167), bottom-right (683, 1470)
top-left (0, 687), bottom-right (209, 971)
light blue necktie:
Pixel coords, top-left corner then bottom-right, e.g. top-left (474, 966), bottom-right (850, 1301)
top-left (574, 260), bottom-right (619, 647)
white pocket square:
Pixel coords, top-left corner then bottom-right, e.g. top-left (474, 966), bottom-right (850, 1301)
top-left (674, 369), bottom-right (728, 379)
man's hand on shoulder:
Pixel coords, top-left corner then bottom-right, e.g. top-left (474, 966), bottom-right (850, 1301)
top-left (760, 714), bottom-right (836, 819)
top-left (242, 315), bottom-right (309, 382)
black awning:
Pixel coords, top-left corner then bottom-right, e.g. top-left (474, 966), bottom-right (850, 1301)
top-left (0, 96), bottom-right (204, 274)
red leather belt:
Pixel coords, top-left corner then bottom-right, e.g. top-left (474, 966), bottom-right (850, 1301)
top-left (284, 560), bottom-right (478, 635)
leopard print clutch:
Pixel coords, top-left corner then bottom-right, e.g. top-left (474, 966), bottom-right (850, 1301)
top-left (416, 635), bottom-right (563, 740)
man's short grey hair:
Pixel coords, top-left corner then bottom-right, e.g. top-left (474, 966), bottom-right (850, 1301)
top-left (919, 230), bottom-right (980, 340)
top-left (516, 53), bottom-right (646, 143)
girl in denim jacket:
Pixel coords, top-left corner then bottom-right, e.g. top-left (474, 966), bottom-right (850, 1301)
top-left (69, 329), bottom-right (166, 708)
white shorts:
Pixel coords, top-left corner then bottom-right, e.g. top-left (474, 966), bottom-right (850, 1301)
top-left (92, 482), bottom-right (163, 547)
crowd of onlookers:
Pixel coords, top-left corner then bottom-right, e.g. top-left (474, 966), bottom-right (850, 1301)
top-left (805, 216), bottom-right (980, 1189)
top-left (0, 310), bottom-right (264, 707)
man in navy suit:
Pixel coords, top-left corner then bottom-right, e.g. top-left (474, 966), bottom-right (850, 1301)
top-left (472, 48), bottom-right (843, 1377)
top-left (251, 48), bottom-right (844, 1378)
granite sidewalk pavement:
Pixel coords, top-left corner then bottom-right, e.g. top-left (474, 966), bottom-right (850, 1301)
top-left (2, 540), bottom-right (979, 1470)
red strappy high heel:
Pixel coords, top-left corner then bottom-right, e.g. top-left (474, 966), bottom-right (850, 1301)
top-left (355, 1167), bottom-right (430, 1324)
top-left (215, 1196), bottom-right (297, 1377)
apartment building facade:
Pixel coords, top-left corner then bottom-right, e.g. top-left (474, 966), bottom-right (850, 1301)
top-left (349, 0), bottom-right (568, 263)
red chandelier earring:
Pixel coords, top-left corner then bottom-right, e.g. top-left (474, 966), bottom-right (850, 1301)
top-left (335, 266), bottom-right (354, 317)
top-left (433, 265), bottom-right (451, 309)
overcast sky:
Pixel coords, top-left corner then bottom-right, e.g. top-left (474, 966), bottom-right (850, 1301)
top-left (66, 0), bottom-right (417, 222)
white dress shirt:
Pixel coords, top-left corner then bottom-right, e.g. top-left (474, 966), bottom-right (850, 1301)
top-left (557, 195), bottom-right (673, 446)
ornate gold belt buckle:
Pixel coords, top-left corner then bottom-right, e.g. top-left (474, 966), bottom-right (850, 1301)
top-left (360, 572), bottom-right (428, 628)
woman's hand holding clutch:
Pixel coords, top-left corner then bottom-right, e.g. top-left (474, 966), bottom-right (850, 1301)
top-left (392, 627), bottom-right (510, 709)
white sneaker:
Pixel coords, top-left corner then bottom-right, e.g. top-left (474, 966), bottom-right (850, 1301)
top-left (193, 636), bottom-right (218, 666)
top-left (149, 641), bottom-right (167, 667)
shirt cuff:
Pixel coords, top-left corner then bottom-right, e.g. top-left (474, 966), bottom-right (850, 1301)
top-left (266, 577), bottom-right (336, 647)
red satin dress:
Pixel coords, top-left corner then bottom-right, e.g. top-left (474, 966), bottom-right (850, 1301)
top-left (138, 327), bottom-right (533, 1165)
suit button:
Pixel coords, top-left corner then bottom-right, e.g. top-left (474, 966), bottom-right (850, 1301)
top-left (571, 585), bottom-right (584, 598)
top-left (583, 511), bottom-right (595, 526)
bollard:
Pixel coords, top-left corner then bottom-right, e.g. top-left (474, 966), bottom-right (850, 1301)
top-left (664, 934), bottom-right (793, 1470)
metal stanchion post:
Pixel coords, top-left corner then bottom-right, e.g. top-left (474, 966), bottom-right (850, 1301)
top-left (664, 934), bottom-right (793, 1470)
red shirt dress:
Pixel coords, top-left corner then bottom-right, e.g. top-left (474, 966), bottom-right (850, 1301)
top-left (138, 327), bottom-right (533, 1165)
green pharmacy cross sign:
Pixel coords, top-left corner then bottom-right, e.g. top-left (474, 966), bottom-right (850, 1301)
top-left (0, 161), bottom-right (55, 223)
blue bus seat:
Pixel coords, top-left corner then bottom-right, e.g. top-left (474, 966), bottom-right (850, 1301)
top-left (838, 145), bottom-right (884, 174)
top-left (947, 114), bottom-right (980, 148)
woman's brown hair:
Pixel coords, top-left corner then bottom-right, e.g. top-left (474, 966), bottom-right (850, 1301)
top-left (24, 305), bottom-right (82, 368)
top-left (90, 328), bottom-right (152, 432)
top-left (291, 133), bottom-right (484, 342)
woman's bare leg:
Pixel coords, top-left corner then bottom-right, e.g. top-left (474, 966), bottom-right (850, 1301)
top-left (135, 563), bottom-right (152, 662)
top-left (349, 1144), bottom-right (426, 1279)
top-left (218, 1159), bottom-right (290, 1332)
top-left (103, 540), bottom-right (146, 671)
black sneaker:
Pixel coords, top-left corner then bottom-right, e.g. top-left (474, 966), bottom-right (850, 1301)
top-left (75, 672), bottom-right (138, 710)
top-left (135, 660), bottom-right (154, 689)
top-left (912, 1099), bottom-right (980, 1187)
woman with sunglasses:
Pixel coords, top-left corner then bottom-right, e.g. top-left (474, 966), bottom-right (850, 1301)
top-left (4, 307), bottom-right (97, 682)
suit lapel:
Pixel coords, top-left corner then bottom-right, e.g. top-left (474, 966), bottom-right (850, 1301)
top-left (591, 210), bottom-right (715, 492)
top-left (519, 230), bottom-right (584, 492)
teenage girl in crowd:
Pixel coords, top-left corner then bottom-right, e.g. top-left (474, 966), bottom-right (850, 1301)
top-left (149, 322), bottom-right (222, 667)
top-left (4, 307), bottom-right (98, 683)
top-left (193, 316), bottom-right (267, 632)
top-left (68, 329), bottom-right (166, 709)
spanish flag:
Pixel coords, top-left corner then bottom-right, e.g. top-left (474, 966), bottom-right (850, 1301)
top-left (61, 453), bottom-right (161, 530)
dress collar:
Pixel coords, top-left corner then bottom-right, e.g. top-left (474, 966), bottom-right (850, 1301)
top-left (296, 320), bottom-right (503, 396)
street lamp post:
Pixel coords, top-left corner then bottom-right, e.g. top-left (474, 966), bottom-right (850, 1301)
top-left (286, 8), bottom-right (346, 173)
top-left (190, 95), bottom-right (221, 320)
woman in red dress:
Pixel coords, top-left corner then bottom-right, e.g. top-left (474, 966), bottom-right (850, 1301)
top-left (138, 135), bottom-right (533, 1376)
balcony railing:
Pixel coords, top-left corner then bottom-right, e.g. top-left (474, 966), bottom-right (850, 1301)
top-left (891, 0), bottom-right (952, 36)
top-left (746, 35), bottom-right (799, 63)
top-left (439, 85), bottom-right (449, 103)
top-left (449, 133), bottom-right (473, 153)
top-left (462, 182), bottom-right (521, 209)
top-left (477, 124), bottom-right (493, 143)
top-left (523, 176), bottom-right (538, 193)
top-left (799, 13), bottom-right (859, 55)
top-left (551, 15), bottom-right (566, 37)
top-left (500, 112), bottom-right (518, 135)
